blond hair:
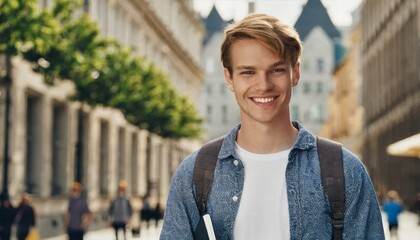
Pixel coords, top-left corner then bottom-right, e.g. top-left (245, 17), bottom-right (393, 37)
top-left (221, 13), bottom-right (302, 75)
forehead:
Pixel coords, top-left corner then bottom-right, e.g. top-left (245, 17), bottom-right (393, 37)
top-left (229, 38), bottom-right (286, 68)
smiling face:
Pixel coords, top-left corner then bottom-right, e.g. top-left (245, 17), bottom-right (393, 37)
top-left (224, 38), bottom-right (300, 126)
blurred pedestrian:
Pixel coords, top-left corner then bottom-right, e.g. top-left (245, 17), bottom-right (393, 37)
top-left (0, 192), bottom-right (16, 240)
top-left (152, 201), bottom-right (163, 228)
top-left (14, 193), bottom-right (36, 240)
top-left (140, 196), bottom-right (151, 229)
top-left (108, 181), bottom-right (132, 240)
top-left (414, 192), bottom-right (420, 225)
top-left (383, 190), bottom-right (403, 239)
top-left (64, 182), bottom-right (92, 240)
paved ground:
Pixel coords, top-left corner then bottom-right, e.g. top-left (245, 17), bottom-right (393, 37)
top-left (45, 212), bottom-right (420, 240)
top-left (44, 221), bottom-right (163, 240)
top-left (383, 211), bottom-right (420, 240)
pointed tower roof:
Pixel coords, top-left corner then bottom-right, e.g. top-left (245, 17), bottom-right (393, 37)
top-left (202, 5), bottom-right (233, 45)
top-left (294, 0), bottom-right (341, 41)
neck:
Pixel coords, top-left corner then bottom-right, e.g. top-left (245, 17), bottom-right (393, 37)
top-left (237, 118), bottom-right (298, 154)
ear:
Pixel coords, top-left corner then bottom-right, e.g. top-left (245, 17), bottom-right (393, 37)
top-left (224, 68), bottom-right (234, 92)
top-left (292, 61), bottom-right (300, 87)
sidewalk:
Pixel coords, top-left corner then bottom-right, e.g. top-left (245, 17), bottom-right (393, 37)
top-left (47, 212), bottom-right (420, 240)
top-left (383, 211), bottom-right (420, 240)
top-left (45, 222), bottom-right (162, 240)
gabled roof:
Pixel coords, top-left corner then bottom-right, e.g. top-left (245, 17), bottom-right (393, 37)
top-left (294, 0), bottom-right (341, 41)
top-left (202, 5), bottom-right (233, 45)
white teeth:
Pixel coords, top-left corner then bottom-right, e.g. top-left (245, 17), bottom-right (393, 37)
top-left (253, 97), bottom-right (274, 103)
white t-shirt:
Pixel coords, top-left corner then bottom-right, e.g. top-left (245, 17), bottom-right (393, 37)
top-left (234, 143), bottom-right (290, 240)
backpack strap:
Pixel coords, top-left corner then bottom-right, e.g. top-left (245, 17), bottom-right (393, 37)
top-left (317, 137), bottom-right (345, 240)
top-left (193, 137), bottom-right (224, 216)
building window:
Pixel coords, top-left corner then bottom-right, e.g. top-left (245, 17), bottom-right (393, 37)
top-left (206, 84), bottom-right (212, 95)
top-left (131, 133), bottom-right (138, 195)
top-left (207, 105), bottom-right (212, 123)
top-left (291, 105), bottom-right (299, 121)
top-left (317, 82), bottom-right (323, 93)
top-left (317, 58), bottom-right (324, 73)
top-left (310, 105), bottom-right (324, 122)
top-left (221, 83), bottom-right (226, 96)
top-left (115, 7), bottom-right (124, 42)
top-left (25, 94), bottom-right (43, 195)
top-left (302, 59), bottom-right (310, 72)
top-left (75, 110), bottom-right (89, 186)
top-left (129, 21), bottom-right (138, 50)
top-left (99, 120), bottom-right (110, 196)
top-left (303, 82), bottom-right (311, 94)
top-left (51, 103), bottom-right (68, 196)
top-left (83, 0), bottom-right (89, 12)
top-left (222, 105), bottom-right (228, 123)
top-left (98, 0), bottom-right (108, 35)
top-left (118, 127), bottom-right (126, 182)
top-left (317, 105), bottom-right (324, 122)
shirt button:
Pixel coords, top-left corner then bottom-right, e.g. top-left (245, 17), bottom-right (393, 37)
top-left (233, 160), bottom-right (239, 166)
top-left (232, 196), bottom-right (238, 202)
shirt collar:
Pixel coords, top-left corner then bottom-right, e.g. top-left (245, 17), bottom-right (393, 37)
top-left (218, 121), bottom-right (316, 161)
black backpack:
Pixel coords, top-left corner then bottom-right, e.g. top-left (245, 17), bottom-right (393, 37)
top-left (193, 136), bottom-right (345, 240)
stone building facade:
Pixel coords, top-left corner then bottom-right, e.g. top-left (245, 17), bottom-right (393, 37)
top-left (361, 0), bottom-right (420, 204)
top-left (0, 56), bottom-right (192, 238)
top-left (291, 0), bottom-right (342, 135)
top-left (86, 0), bottom-right (205, 99)
top-left (198, 6), bottom-right (240, 141)
top-left (321, 6), bottom-right (364, 158)
top-left (0, 0), bottom-right (204, 238)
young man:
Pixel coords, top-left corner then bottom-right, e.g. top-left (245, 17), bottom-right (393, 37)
top-left (108, 181), bottom-right (132, 240)
top-left (64, 182), bottom-right (92, 240)
top-left (160, 13), bottom-right (384, 239)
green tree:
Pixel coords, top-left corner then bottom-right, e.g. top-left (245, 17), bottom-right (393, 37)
top-left (0, 0), bottom-right (204, 139)
top-left (0, 0), bottom-right (57, 57)
top-left (23, 0), bottom-right (108, 85)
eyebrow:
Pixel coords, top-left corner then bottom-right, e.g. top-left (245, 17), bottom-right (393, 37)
top-left (235, 60), bottom-right (286, 70)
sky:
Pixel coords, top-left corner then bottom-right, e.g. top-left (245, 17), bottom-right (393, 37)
top-left (193, 0), bottom-right (363, 27)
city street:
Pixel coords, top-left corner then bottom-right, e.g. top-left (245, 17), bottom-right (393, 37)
top-left (44, 212), bottom-right (420, 240)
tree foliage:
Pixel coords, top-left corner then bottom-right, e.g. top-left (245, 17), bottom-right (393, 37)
top-left (0, 0), bottom-right (203, 139)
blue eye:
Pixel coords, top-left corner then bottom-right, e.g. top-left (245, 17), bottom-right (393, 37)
top-left (240, 71), bottom-right (254, 75)
top-left (272, 68), bottom-right (285, 73)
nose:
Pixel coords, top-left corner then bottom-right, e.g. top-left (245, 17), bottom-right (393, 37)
top-left (256, 72), bottom-right (274, 90)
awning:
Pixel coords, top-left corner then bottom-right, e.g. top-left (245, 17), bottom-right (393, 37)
top-left (387, 133), bottom-right (420, 158)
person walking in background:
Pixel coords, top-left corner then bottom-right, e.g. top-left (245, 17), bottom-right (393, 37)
top-left (140, 196), bottom-right (151, 229)
top-left (383, 190), bottom-right (403, 239)
top-left (108, 181), bottom-right (132, 240)
top-left (64, 182), bottom-right (92, 240)
top-left (160, 13), bottom-right (384, 239)
top-left (0, 192), bottom-right (16, 240)
top-left (152, 201), bottom-right (163, 228)
top-left (414, 192), bottom-right (420, 225)
top-left (14, 193), bottom-right (36, 240)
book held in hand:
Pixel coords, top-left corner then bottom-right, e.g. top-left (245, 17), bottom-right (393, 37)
top-left (193, 213), bottom-right (216, 240)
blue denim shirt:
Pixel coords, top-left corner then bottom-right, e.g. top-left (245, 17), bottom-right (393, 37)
top-left (160, 122), bottom-right (385, 239)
